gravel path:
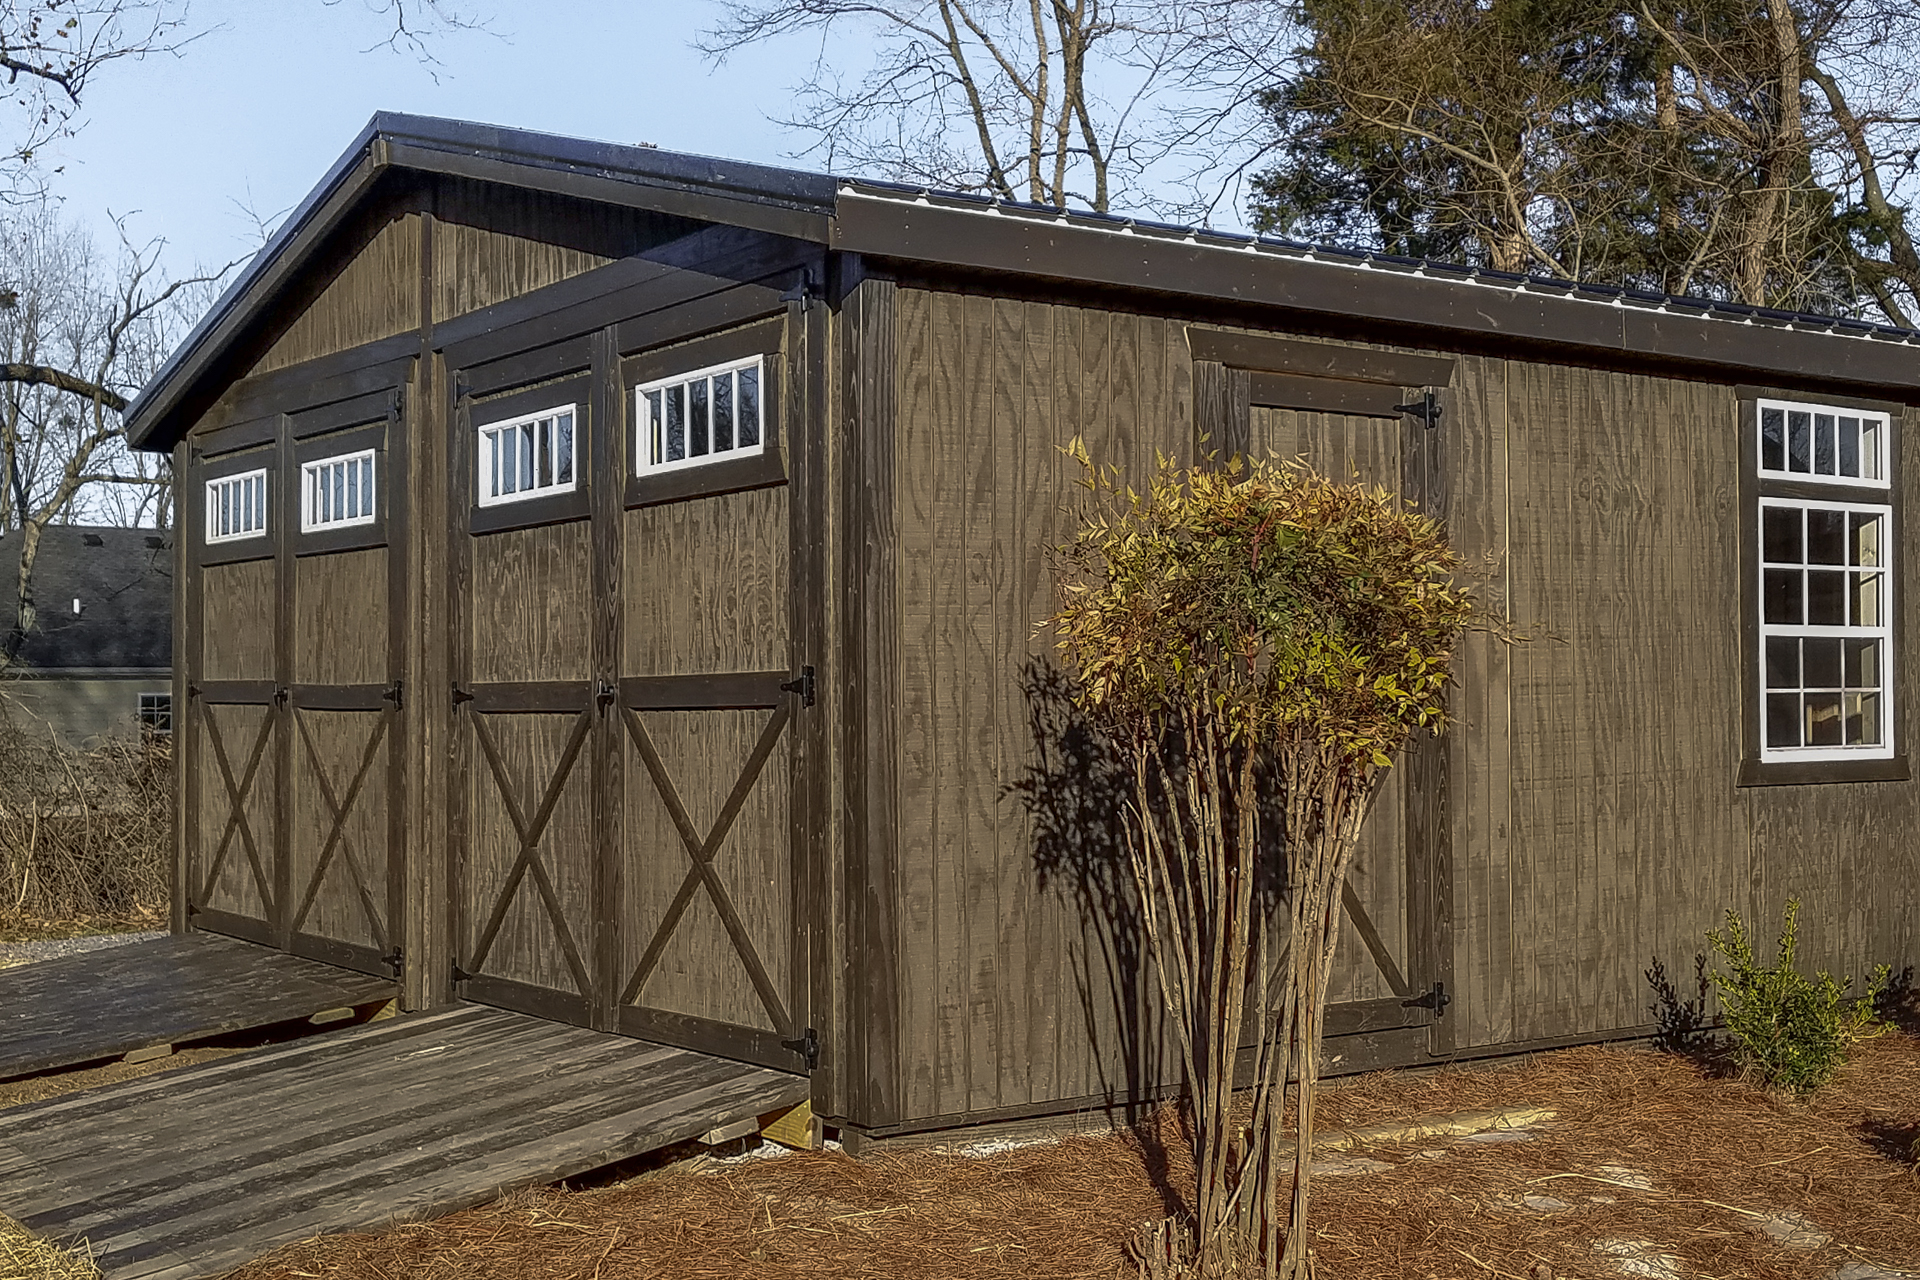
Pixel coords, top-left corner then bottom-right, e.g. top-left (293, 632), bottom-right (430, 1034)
top-left (0, 929), bottom-right (163, 968)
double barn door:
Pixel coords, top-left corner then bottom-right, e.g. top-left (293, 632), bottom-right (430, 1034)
top-left (450, 316), bottom-right (814, 1073)
top-left (184, 392), bottom-right (406, 980)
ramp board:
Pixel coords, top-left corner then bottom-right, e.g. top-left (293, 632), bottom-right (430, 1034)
top-left (0, 1004), bottom-right (811, 1280)
top-left (0, 932), bottom-right (394, 1080)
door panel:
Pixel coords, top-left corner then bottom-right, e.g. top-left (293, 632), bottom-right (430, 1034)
top-left (190, 698), bottom-right (279, 944)
top-left (1249, 402), bottom-right (1438, 1030)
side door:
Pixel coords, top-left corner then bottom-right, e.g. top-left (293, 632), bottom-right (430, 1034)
top-left (1199, 349), bottom-right (1454, 1048)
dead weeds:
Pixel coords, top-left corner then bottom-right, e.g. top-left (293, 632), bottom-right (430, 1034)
top-left (222, 1031), bottom-right (1920, 1280)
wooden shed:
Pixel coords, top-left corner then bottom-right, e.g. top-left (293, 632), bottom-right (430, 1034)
top-left (126, 113), bottom-right (1920, 1143)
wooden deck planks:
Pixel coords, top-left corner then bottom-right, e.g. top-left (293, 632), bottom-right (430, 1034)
top-left (0, 933), bottom-right (394, 1081)
top-left (0, 1004), bottom-right (808, 1280)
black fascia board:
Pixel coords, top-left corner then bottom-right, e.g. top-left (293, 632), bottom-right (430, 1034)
top-left (124, 113), bottom-right (837, 453)
top-left (828, 191), bottom-right (1920, 395)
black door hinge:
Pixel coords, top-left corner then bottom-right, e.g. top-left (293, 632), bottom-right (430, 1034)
top-left (1394, 389), bottom-right (1443, 430)
top-left (780, 268), bottom-right (818, 304)
top-left (382, 680), bottom-right (404, 711)
top-left (451, 960), bottom-right (473, 983)
top-left (780, 665), bottom-right (817, 707)
top-left (1402, 981), bottom-right (1451, 1016)
top-left (596, 677), bottom-right (618, 707)
top-left (452, 684), bottom-right (474, 706)
top-left (382, 946), bottom-right (404, 977)
top-left (781, 1026), bottom-right (820, 1070)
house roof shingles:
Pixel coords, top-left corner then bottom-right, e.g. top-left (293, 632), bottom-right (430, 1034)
top-left (0, 525), bottom-right (172, 671)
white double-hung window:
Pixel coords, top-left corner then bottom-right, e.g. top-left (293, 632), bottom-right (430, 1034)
top-left (1755, 398), bottom-right (1894, 762)
top-left (478, 405), bottom-right (576, 506)
top-left (635, 355), bottom-right (764, 475)
top-left (302, 448), bottom-right (377, 531)
top-left (206, 469), bottom-right (268, 544)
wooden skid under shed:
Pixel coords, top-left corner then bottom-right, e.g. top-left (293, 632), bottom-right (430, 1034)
top-left (0, 1004), bottom-right (811, 1279)
top-left (0, 932), bottom-right (395, 1080)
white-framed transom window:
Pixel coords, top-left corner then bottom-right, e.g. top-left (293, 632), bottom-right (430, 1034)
top-left (478, 405), bottom-right (576, 506)
top-left (1758, 496), bottom-right (1894, 761)
top-left (302, 448), bottom-right (377, 532)
top-left (1758, 397), bottom-right (1890, 487)
top-left (205, 469), bottom-right (268, 544)
top-left (635, 355), bottom-right (764, 476)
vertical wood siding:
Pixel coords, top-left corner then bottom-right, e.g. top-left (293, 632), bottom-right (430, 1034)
top-left (201, 560), bottom-right (276, 680)
top-left (432, 220), bottom-right (612, 325)
top-left (250, 215), bottom-right (423, 376)
top-left (890, 287), bottom-right (1191, 1123)
top-left (293, 549), bottom-right (388, 685)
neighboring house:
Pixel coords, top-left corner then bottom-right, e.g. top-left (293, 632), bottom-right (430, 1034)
top-left (125, 114), bottom-right (1920, 1145)
top-left (0, 525), bottom-right (173, 747)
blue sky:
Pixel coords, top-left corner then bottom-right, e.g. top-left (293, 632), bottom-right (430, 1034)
top-left (43, 1), bottom-right (816, 274)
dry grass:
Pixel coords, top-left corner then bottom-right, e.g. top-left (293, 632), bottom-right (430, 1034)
top-left (220, 1026), bottom-right (1920, 1280)
top-left (0, 1215), bottom-right (97, 1280)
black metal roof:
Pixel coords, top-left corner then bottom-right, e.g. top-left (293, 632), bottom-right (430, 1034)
top-left (0, 525), bottom-right (172, 670)
top-left (124, 112), bottom-right (1920, 451)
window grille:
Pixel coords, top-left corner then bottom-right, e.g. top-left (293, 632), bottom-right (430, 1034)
top-left (138, 692), bottom-right (172, 737)
top-left (205, 469), bottom-right (268, 544)
top-left (478, 405), bottom-right (576, 506)
top-left (302, 448), bottom-right (377, 531)
top-left (635, 356), bottom-right (764, 476)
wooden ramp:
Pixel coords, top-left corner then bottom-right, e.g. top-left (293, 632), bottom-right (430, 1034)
top-left (0, 932), bottom-right (395, 1080)
top-left (0, 1005), bottom-right (810, 1280)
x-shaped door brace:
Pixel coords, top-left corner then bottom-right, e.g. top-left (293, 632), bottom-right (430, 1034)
top-left (286, 709), bottom-right (391, 950)
top-left (1340, 879), bottom-right (1411, 999)
top-left (619, 701), bottom-right (793, 1034)
top-left (197, 702), bottom-right (277, 919)
top-left (464, 707), bottom-right (595, 999)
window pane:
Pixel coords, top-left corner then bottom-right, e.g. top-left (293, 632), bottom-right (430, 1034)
top-left (1851, 512), bottom-right (1881, 566)
top-left (538, 416), bottom-right (552, 488)
top-left (713, 371), bottom-right (734, 452)
top-left (738, 366), bottom-right (760, 446)
top-left (690, 378), bottom-right (710, 456)
top-left (1807, 570), bottom-right (1846, 625)
top-left (1766, 694), bottom-right (1801, 748)
top-left (1813, 413), bottom-right (1835, 475)
top-left (1762, 506), bottom-right (1801, 564)
top-left (1788, 410), bottom-right (1812, 472)
top-left (1805, 692), bottom-right (1844, 746)
top-left (1765, 637), bottom-right (1799, 689)
top-left (557, 412), bottom-right (573, 485)
top-left (645, 390), bottom-right (662, 465)
top-left (1852, 571), bottom-right (1883, 627)
top-left (666, 386), bottom-right (685, 462)
top-left (1848, 693), bottom-right (1881, 746)
top-left (1806, 508), bottom-right (1845, 564)
top-left (1761, 406), bottom-right (1785, 471)
top-left (1803, 637), bottom-right (1841, 688)
top-left (1764, 569), bottom-right (1803, 624)
top-left (332, 463), bottom-right (343, 522)
top-left (349, 459), bottom-right (360, 517)
top-left (364, 457), bottom-right (376, 515)
top-left (219, 483), bottom-right (230, 536)
top-left (520, 422), bottom-right (534, 492)
top-left (1839, 417), bottom-right (1860, 476)
top-left (1861, 417), bottom-right (1883, 480)
top-left (1845, 638), bottom-right (1879, 689)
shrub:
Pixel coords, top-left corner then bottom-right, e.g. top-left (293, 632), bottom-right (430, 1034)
top-left (1705, 898), bottom-right (1887, 1096)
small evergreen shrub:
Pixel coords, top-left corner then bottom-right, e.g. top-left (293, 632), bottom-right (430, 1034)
top-left (1705, 898), bottom-right (1888, 1097)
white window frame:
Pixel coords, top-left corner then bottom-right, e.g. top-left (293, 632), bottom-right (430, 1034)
top-left (476, 404), bottom-right (578, 508)
top-left (1757, 494), bottom-right (1895, 763)
top-left (634, 354), bottom-right (766, 478)
top-left (1756, 396), bottom-right (1891, 489)
top-left (205, 468), bottom-right (269, 545)
top-left (138, 691), bottom-right (172, 737)
top-left (301, 447), bottom-right (378, 533)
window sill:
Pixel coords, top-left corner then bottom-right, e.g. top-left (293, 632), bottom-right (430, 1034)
top-left (1737, 755), bottom-right (1911, 787)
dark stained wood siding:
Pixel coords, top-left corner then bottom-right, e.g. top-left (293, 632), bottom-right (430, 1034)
top-left (251, 215), bottom-right (423, 376)
top-left (886, 287), bottom-right (1191, 1123)
top-left (432, 219), bottom-right (611, 324)
top-left (200, 559), bottom-right (275, 680)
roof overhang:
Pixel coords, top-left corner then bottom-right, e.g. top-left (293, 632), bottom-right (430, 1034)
top-left (130, 113), bottom-right (1920, 453)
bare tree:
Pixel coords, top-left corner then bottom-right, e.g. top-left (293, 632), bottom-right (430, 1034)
top-left (0, 204), bottom-right (223, 670)
top-left (698, 0), bottom-right (1291, 218)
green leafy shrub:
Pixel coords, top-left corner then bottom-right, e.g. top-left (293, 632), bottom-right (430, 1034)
top-left (1705, 898), bottom-right (1887, 1096)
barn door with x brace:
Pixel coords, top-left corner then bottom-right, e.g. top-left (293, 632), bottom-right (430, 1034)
top-left (1195, 345), bottom-right (1455, 1044)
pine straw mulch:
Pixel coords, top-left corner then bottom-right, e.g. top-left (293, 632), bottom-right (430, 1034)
top-left (223, 1028), bottom-right (1920, 1280)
